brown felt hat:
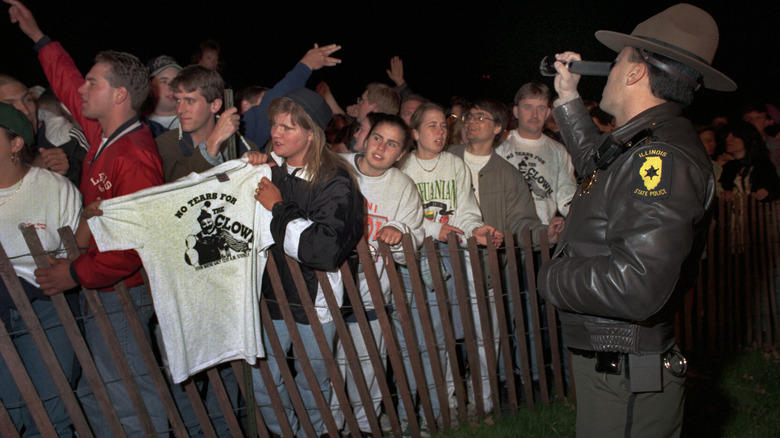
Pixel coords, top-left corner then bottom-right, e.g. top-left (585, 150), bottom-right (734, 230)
top-left (595, 3), bottom-right (736, 91)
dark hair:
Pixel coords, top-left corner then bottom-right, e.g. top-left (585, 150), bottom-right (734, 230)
top-left (724, 120), bottom-right (767, 164)
top-left (235, 86), bottom-right (269, 106)
top-left (94, 50), bottom-right (150, 113)
top-left (170, 65), bottom-right (224, 104)
top-left (470, 98), bottom-right (508, 145)
top-left (514, 82), bottom-right (550, 106)
top-left (368, 113), bottom-right (413, 152)
top-left (628, 48), bottom-right (701, 108)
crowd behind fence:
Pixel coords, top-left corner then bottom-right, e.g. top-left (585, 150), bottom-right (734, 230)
top-left (1, 194), bottom-right (779, 437)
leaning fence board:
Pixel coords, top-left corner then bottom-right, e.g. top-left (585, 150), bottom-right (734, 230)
top-left (353, 240), bottom-right (403, 437)
top-left (488, 234), bottom-right (518, 414)
top-left (314, 266), bottom-right (381, 437)
top-left (57, 228), bottom-right (128, 437)
top-left (15, 228), bottom-right (94, 437)
top-left (0, 303), bottom-right (58, 437)
top-left (259, 298), bottom-right (312, 437)
top-left (467, 238), bottom-right (501, 415)
top-left (505, 235), bottom-right (536, 411)
top-left (384, 235), bottom-right (424, 437)
top-left (262, 256), bottom-right (321, 437)
top-left (521, 230), bottom-right (551, 406)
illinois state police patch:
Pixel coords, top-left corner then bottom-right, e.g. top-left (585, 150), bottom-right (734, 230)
top-left (632, 148), bottom-right (672, 202)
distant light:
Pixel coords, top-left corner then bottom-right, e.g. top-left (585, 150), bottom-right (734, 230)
top-left (481, 74), bottom-right (492, 79)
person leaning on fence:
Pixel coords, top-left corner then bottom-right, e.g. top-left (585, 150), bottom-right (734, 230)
top-left (330, 113), bottom-right (426, 435)
top-left (248, 87), bottom-right (364, 437)
top-left (0, 102), bottom-right (82, 437)
top-left (449, 98), bottom-right (565, 408)
top-left (537, 4), bottom-right (736, 437)
top-left (397, 102), bottom-right (503, 426)
top-left (6, 1), bottom-right (169, 435)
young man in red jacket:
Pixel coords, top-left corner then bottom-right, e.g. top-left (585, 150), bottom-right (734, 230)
top-left (7, 1), bottom-right (167, 435)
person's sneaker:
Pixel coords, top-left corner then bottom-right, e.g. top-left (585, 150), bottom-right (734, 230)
top-left (379, 413), bottom-right (392, 434)
top-left (400, 417), bottom-right (431, 438)
top-left (418, 414), bottom-right (431, 438)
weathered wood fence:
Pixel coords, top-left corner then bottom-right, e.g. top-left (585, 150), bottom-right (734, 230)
top-left (1, 194), bottom-right (778, 437)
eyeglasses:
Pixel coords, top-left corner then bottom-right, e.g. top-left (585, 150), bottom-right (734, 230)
top-left (463, 114), bottom-right (494, 123)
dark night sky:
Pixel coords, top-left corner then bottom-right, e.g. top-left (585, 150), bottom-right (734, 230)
top-left (2, 0), bottom-right (778, 124)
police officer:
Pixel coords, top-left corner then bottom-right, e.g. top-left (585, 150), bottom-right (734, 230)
top-left (537, 4), bottom-right (735, 437)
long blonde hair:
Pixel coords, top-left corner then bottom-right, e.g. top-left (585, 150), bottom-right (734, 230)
top-left (268, 97), bottom-right (356, 186)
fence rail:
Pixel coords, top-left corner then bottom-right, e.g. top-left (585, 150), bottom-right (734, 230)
top-left (1, 195), bottom-right (779, 437)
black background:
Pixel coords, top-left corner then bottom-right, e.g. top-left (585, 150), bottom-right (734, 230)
top-left (2, 0), bottom-right (777, 124)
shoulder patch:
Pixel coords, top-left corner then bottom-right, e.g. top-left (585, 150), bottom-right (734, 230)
top-left (631, 148), bottom-right (672, 202)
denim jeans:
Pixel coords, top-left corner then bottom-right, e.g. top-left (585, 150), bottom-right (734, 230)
top-left (1, 298), bottom-right (76, 437)
top-left (252, 318), bottom-right (336, 437)
top-left (394, 244), bottom-right (454, 422)
top-left (76, 285), bottom-right (168, 437)
top-left (330, 319), bottom-right (386, 432)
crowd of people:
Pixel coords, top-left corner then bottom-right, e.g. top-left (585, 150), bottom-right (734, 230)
top-left (2, 0), bottom-right (779, 437)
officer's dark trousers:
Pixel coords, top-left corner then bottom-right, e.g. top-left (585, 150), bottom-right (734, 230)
top-left (571, 351), bottom-right (685, 438)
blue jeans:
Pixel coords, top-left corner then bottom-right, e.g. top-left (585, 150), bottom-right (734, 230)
top-left (76, 285), bottom-right (167, 437)
top-left (252, 318), bottom-right (336, 437)
top-left (395, 246), bottom-right (452, 421)
top-left (1, 298), bottom-right (76, 437)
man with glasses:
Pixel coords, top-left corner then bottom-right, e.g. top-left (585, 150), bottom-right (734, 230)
top-left (496, 82), bottom-right (576, 225)
top-left (450, 100), bottom-right (562, 413)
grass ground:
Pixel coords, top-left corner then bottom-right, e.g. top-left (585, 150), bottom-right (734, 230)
top-left (434, 347), bottom-right (780, 438)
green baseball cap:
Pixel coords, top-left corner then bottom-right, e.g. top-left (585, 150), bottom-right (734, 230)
top-left (0, 102), bottom-right (34, 146)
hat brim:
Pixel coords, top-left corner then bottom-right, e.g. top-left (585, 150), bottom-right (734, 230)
top-left (595, 30), bottom-right (736, 92)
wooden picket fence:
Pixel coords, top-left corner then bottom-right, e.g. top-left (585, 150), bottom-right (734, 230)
top-left (1, 194), bottom-right (779, 437)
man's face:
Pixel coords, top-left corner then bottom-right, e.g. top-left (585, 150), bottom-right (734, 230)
top-left (600, 47), bottom-right (634, 119)
top-left (743, 111), bottom-right (770, 136)
top-left (198, 50), bottom-right (219, 71)
top-left (352, 116), bottom-right (372, 153)
top-left (151, 67), bottom-right (180, 114)
top-left (77, 62), bottom-right (116, 120)
top-left (465, 107), bottom-right (501, 145)
top-left (400, 99), bottom-right (423, 125)
top-left (356, 90), bottom-right (376, 122)
top-left (174, 88), bottom-right (219, 139)
top-left (199, 216), bottom-right (214, 233)
top-left (0, 81), bottom-right (39, 131)
top-left (513, 96), bottom-right (550, 140)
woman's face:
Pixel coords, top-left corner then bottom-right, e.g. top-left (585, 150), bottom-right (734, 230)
top-left (413, 109), bottom-right (447, 158)
top-left (725, 133), bottom-right (746, 159)
top-left (270, 112), bottom-right (312, 167)
top-left (699, 129), bottom-right (717, 156)
top-left (361, 122), bottom-right (406, 176)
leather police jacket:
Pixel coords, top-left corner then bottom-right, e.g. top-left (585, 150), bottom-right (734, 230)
top-left (538, 98), bottom-right (715, 355)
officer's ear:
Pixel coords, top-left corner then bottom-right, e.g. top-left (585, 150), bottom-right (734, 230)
top-left (626, 63), bottom-right (647, 86)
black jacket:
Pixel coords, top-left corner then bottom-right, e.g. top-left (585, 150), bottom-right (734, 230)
top-left (538, 98), bottom-right (715, 355)
top-left (263, 164), bottom-right (364, 324)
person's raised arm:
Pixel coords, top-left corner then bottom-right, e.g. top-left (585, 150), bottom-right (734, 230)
top-left (315, 81), bottom-right (345, 116)
top-left (243, 43), bottom-right (341, 149)
top-left (5, 0), bottom-right (44, 43)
